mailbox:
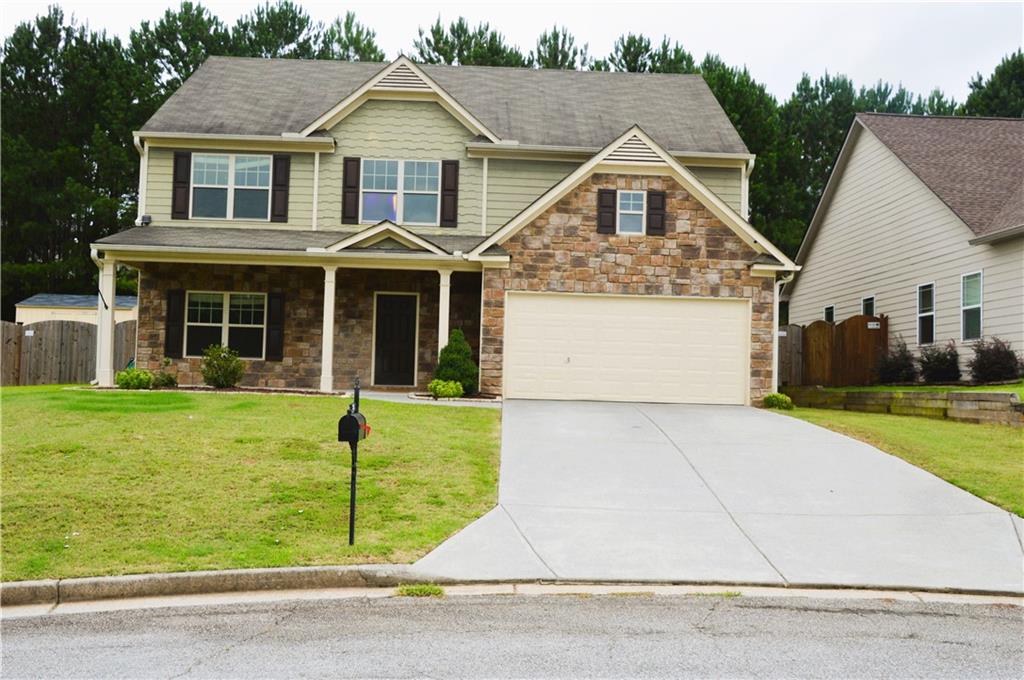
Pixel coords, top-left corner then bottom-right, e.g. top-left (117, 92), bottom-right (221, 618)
top-left (339, 378), bottom-right (369, 546)
top-left (338, 410), bottom-right (369, 446)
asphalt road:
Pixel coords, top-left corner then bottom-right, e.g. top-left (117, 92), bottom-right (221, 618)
top-left (3, 595), bottom-right (1021, 678)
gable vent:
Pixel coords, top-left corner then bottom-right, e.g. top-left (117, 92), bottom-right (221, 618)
top-left (374, 63), bottom-right (432, 91)
top-left (605, 135), bottom-right (663, 164)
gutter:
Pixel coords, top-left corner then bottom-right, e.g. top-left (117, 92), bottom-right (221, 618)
top-left (465, 140), bottom-right (754, 165)
top-left (968, 224), bottom-right (1024, 245)
top-left (134, 130), bottom-right (336, 152)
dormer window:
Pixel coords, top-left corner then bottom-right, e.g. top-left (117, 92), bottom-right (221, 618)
top-left (361, 159), bottom-right (440, 226)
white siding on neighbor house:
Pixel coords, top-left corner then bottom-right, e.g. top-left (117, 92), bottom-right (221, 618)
top-left (787, 127), bottom-right (1024, 367)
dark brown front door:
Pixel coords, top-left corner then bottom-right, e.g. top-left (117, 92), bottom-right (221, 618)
top-left (374, 293), bottom-right (417, 385)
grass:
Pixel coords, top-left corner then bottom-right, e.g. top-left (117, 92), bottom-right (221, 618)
top-left (786, 408), bottom-right (1023, 516)
top-left (823, 380), bottom-right (1024, 399)
top-left (396, 583), bottom-right (445, 597)
top-left (0, 386), bottom-right (500, 582)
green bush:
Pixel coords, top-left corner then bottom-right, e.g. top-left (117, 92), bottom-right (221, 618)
top-left (115, 367), bottom-right (153, 390)
top-left (968, 337), bottom-right (1021, 383)
top-left (878, 338), bottom-right (918, 383)
top-left (762, 392), bottom-right (794, 410)
top-left (436, 328), bottom-right (478, 395)
top-left (200, 345), bottom-right (245, 388)
top-left (151, 371), bottom-right (178, 389)
top-left (918, 341), bottom-right (961, 383)
top-left (428, 379), bottom-right (464, 399)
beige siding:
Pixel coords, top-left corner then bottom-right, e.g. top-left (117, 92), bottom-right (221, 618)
top-left (318, 99), bottom-right (483, 235)
top-left (486, 159), bottom-right (579, 232)
top-left (689, 166), bottom-right (743, 214)
top-left (146, 148), bottom-right (315, 228)
top-left (788, 128), bottom-right (1024, 366)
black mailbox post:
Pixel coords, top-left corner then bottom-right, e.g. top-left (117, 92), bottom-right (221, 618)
top-left (338, 378), bottom-right (370, 545)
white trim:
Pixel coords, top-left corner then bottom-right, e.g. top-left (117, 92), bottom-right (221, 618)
top-left (320, 267), bottom-right (336, 392)
top-left (469, 125), bottom-right (797, 270)
top-left (136, 141), bottom-right (149, 224)
top-left (860, 295), bottom-right (876, 317)
top-left (740, 159), bottom-right (751, 219)
top-left (616, 189), bottom-right (646, 234)
top-left (481, 157), bottom-right (489, 236)
top-left (321, 222), bottom-right (448, 256)
top-left (358, 158), bottom-right (441, 227)
top-left (464, 140), bottom-right (755, 165)
top-left (371, 291), bottom-right (420, 387)
top-left (772, 272), bottom-right (796, 394)
top-left (299, 57), bottom-right (500, 142)
top-left (916, 281), bottom-right (936, 346)
top-left (311, 151), bottom-right (320, 230)
top-left (189, 153), bottom-right (273, 222)
top-left (823, 304), bottom-right (835, 323)
top-left (960, 270), bottom-right (983, 341)
top-left (438, 269), bottom-right (452, 355)
top-left (95, 258), bottom-right (117, 387)
top-left (183, 290), bottom-right (268, 359)
top-left (135, 130), bottom-right (336, 151)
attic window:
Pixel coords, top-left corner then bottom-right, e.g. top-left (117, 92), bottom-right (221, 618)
top-left (617, 191), bottom-right (645, 234)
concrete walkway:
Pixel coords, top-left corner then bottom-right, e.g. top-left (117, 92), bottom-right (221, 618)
top-left (414, 400), bottom-right (1024, 593)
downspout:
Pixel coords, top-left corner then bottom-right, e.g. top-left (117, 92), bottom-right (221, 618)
top-left (311, 151), bottom-right (320, 230)
top-left (771, 271), bottom-right (796, 395)
top-left (135, 136), bottom-right (148, 226)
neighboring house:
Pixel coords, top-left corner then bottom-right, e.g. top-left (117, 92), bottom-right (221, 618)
top-left (91, 56), bottom-right (797, 404)
top-left (15, 294), bottom-right (137, 325)
top-left (786, 113), bottom-right (1024, 368)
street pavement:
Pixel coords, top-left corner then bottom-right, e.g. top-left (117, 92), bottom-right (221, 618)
top-left (3, 594), bottom-right (1021, 678)
top-left (414, 400), bottom-right (1024, 593)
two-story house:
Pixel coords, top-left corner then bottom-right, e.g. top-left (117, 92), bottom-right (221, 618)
top-left (92, 56), bottom-right (797, 405)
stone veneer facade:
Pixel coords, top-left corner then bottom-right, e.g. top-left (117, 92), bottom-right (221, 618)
top-left (479, 173), bottom-right (775, 402)
top-left (135, 263), bottom-right (481, 390)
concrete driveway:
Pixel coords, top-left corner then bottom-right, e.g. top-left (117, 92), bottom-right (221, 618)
top-left (414, 401), bottom-right (1024, 593)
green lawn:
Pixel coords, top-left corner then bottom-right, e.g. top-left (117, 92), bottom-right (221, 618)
top-left (1, 386), bottom-right (500, 582)
top-left (824, 380), bottom-right (1024, 399)
top-left (786, 408), bottom-right (1023, 516)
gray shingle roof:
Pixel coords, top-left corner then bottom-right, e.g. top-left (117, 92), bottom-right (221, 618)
top-left (17, 294), bottom-right (137, 309)
top-left (858, 113), bottom-right (1024, 238)
top-left (140, 57), bottom-right (748, 155)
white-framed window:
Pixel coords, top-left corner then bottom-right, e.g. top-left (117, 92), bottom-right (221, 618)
top-left (961, 271), bottom-right (983, 341)
top-left (184, 291), bottom-right (267, 359)
top-left (360, 159), bottom-right (440, 225)
top-left (823, 305), bottom-right (835, 323)
top-left (617, 190), bottom-right (646, 234)
top-left (917, 283), bottom-right (935, 345)
top-left (191, 154), bottom-right (272, 220)
top-left (861, 296), bottom-right (875, 317)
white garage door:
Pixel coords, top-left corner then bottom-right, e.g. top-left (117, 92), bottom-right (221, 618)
top-left (504, 293), bottom-right (750, 404)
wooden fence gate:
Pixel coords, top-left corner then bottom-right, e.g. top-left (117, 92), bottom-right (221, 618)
top-left (778, 314), bottom-right (888, 387)
top-left (0, 319), bottom-right (136, 386)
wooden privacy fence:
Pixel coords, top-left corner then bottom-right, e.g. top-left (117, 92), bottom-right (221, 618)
top-left (777, 314), bottom-right (888, 387)
top-left (1, 320), bottom-right (136, 386)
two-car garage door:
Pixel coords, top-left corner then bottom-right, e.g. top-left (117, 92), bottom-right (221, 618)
top-left (503, 292), bottom-right (750, 405)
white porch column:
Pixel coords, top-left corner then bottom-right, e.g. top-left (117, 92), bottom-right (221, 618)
top-left (320, 266), bottom-right (337, 393)
top-left (95, 257), bottom-right (117, 387)
top-left (438, 269), bottom-right (452, 354)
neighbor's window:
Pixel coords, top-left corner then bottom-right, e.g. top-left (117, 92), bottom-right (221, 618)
top-left (185, 291), bottom-right (266, 358)
top-left (191, 154), bottom-right (271, 220)
top-left (961, 272), bottom-right (982, 341)
top-left (823, 305), bottom-right (835, 323)
top-left (361, 159), bottom-right (440, 225)
top-left (617, 191), bottom-right (645, 234)
top-left (861, 296), bottom-right (875, 316)
top-left (917, 283), bottom-right (935, 345)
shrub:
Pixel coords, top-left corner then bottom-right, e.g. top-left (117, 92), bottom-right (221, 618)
top-left (762, 393), bottom-right (794, 410)
top-left (968, 337), bottom-right (1021, 383)
top-left (200, 345), bottom-right (245, 388)
top-left (396, 583), bottom-right (444, 597)
top-left (151, 371), bottom-right (178, 389)
top-left (918, 341), bottom-right (961, 383)
top-left (428, 379), bottom-right (464, 399)
top-left (115, 368), bottom-right (153, 390)
top-left (435, 328), bottom-right (478, 395)
top-left (878, 339), bottom-right (917, 383)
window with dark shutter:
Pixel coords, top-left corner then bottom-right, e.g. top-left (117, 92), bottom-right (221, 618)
top-left (596, 189), bottom-right (616, 234)
top-left (165, 289), bottom-right (186, 358)
top-left (270, 155), bottom-right (290, 222)
top-left (342, 157), bottom-right (360, 224)
top-left (440, 160), bottom-right (459, 227)
top-left (171, 152), bottom-right (191, 219)
top-left (265, 292), bottom-right (285, 361)
top-left (646, 190), bottom-right (666, 235)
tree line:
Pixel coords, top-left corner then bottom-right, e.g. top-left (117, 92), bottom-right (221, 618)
top-left (2, 2), bottom-right (1022, 320)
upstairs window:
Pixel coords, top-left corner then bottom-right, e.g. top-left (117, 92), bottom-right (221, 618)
top-left (191, 154), bottom-right (271, 220)
top-left (961, 272), bottom-right (982, 341)
top-left (823, 305), bottom-right (835, 323)
top-left (861, 296), bottom-right (875, 317)
top-left (617, 191), bottom-right (645, 234)
top-left (917, 283), bottom-right (935, 345)
top-left (361, 159), bottom-right (440, 225)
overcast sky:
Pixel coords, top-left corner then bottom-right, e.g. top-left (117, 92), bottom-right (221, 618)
top-left (3, 1), bottom-right (1021, 102)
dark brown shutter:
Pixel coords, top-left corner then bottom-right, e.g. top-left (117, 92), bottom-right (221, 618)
top-left (596, 189), bottom-right (616, 234)
top-left (342, 157), bottom-right (360, 224)
top-left (270, 154), bottom-right (290, 222)
top-left (646, 190), bottom-right (666, 235)
top-left (440, 160), bottom-right (459, 228)
top-left (171, 152), bottom-right (191, 219)
top-left (165, 289), bottom-right (186, 358)
top-left (265, 292), bottom-right (285, 361)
